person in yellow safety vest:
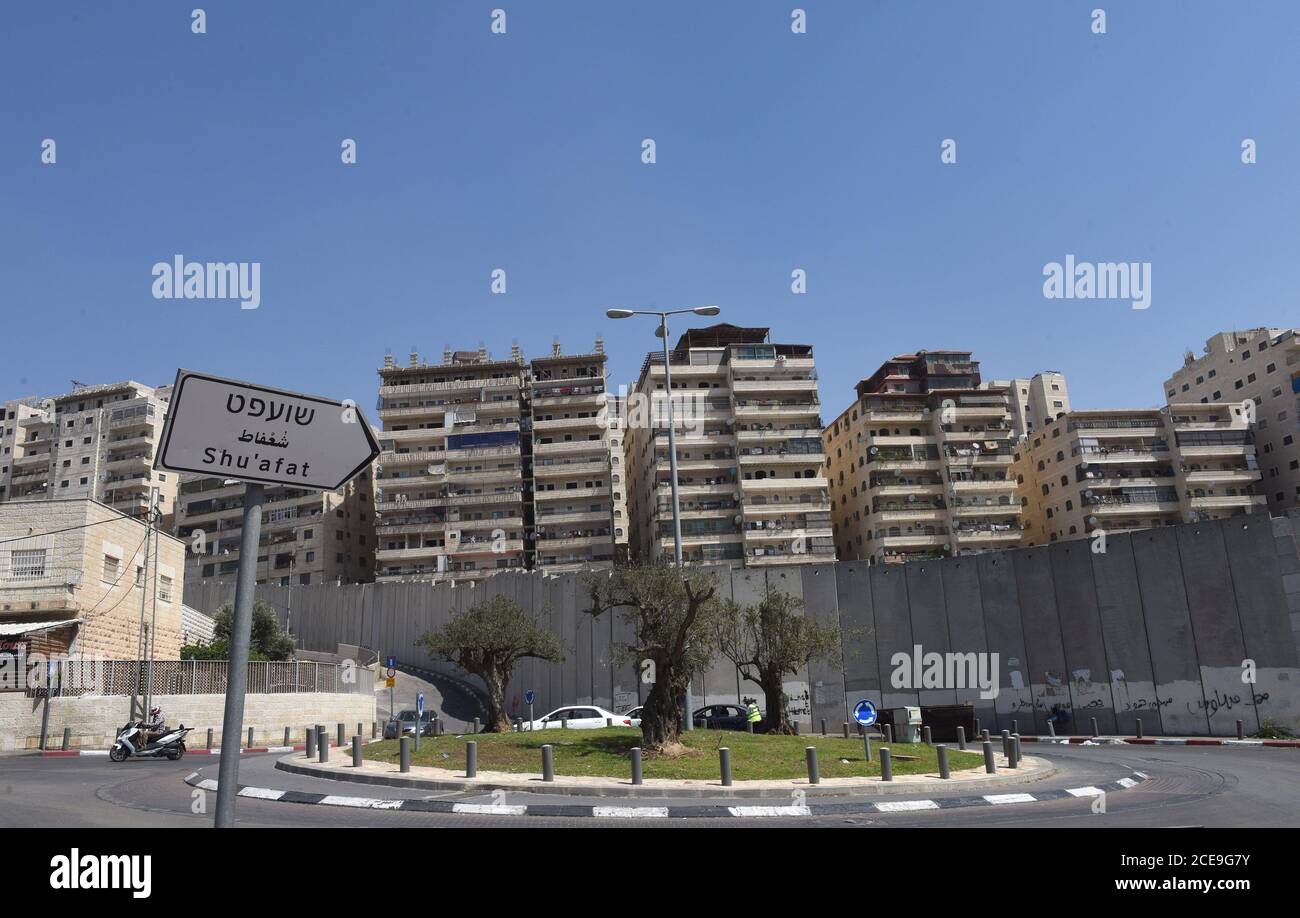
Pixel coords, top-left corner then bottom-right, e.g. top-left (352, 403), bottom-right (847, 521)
top-left (746, 701), bottom-right (762, 732)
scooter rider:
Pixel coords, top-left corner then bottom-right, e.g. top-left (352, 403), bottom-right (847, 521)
top-left (140, 705), bottom-right (167, 745)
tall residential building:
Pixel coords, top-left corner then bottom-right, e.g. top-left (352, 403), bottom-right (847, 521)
top-left (373, 340), bottom-right (620, 582)
top-left (529, 340), bottom-right (621, 572)
top-left (173, 472), bottom-right (374, 587)
top-left (1163, 328), bottom-right (1300, 512)
top-left (0, 381), bottom-right (178, 528)
top-left (624, 323), bottom-right (834, 567)
top-left (987, 371), bottom-right (1072, 439)
top-left (824, 351), bottom-right (1021, 564)
top-left (1015, 402), bottom-right (1266, 546)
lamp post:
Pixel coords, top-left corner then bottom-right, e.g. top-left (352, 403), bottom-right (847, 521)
top-left (606, 305), bottom-right (721, 731)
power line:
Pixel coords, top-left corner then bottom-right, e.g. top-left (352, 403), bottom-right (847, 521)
top-left (0, 514), bottom-right (148, 545)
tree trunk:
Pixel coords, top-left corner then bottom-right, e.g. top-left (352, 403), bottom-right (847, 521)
top-left (639, 670), bottom-right (684, 752)
top-left (762, 677), bottom-right (792, 735)
top-left (481, 667), bottom-right (513, 733)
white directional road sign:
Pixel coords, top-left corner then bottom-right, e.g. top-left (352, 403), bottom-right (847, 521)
top-left (155, 369), bottom-right (379, 490)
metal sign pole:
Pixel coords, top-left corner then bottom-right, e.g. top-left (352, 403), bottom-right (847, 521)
top-left (214, 482), bottom-right (265, 828)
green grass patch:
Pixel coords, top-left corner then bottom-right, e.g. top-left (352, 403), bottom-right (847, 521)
top-left (363, 727), bottom-right (983, 780)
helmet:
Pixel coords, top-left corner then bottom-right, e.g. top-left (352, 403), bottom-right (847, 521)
top-left (149, 706), bottom-right (161, 717)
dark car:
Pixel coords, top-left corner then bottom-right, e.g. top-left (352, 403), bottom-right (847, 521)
top-left (383, 709), bottom-right (436, 739)
top-left (692, 704), bottom-right (758, 731)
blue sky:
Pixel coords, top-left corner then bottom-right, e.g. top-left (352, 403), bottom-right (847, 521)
top-left (2, 1), bottom-right (1297, 419)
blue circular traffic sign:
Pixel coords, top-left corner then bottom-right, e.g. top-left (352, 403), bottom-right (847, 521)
top-left (524, 689), bottom-right (536, 706)
top-left (853, 700), bottom-right (878, 727)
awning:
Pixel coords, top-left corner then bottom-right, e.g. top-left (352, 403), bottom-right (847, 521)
top-left (0, 619), bottom-right (81, 636)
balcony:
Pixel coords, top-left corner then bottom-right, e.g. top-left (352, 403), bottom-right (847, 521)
top-left (535, 460), bottom-right (612, 479)
top-left (534, 439), bottom-right (609, 457)
top-left (948, 478), bottom-right (1016, 492)
top-left (534, 485), bottom-right (611, 502)
top-left (741, 476), bottom-right (828, 492)
top-left (730, 379), bottom-right (819, 395)
top-left (379, 450), bottom-right (446, 467)
top-left (531, 416), bottom-right (605, 433)
top-left (873, 508), bottom-right (945, 523)
top-left (1187, 494), bottom-right (1267, 512)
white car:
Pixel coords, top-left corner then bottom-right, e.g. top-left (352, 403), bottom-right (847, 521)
top-left (623, 706), bottom-right (643, 728)
top-left (524, 705), bottom-right (632, 730)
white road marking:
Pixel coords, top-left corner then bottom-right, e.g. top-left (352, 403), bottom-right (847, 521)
top-left (1066, 786), bottom-right (1104, 797)
top-left (983, 793), bottom-right (1037, 805)
top-left (874, 800), bottom-right (940, 812)
top-left (592, 806), bottom-right (669, 818)
top-left (238, 786), bottom-right (286, 800)
top-left (451, 803), bottom-right (527, 815)
top-left (1116, 777), bottom-right (1137, 788)
top-left (727, 805), bottom-right (811, 817)
top-left (320, 795), bottom-right (403, 809)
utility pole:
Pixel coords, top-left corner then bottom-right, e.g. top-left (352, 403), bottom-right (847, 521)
top-left (129, 488), bottom-right (158, 724)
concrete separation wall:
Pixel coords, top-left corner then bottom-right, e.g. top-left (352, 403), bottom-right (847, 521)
top-left (184, 512), bottom-right (1300, 737)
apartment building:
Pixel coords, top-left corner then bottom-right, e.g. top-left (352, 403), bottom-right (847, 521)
top-left (987, 371), bottom-right (1072, 438)
top-left (1163, 327), bottom-right (1300, 512)
top-left (825, 351), bottom-right (1021, 564)
top-left (1015, 403), bottom-right (1266, 546)
top-left (625, 323), bottom-right (834, 567)
top-left (373, 341), bottom-right (620, 582)
top-left (0, 381), bottom-right (178, 528)
top-left (529, 341), bottom-right (621, 572)
top-left (0, 498), bottom-right (184, 659)
top-left (174, 472), bottom-right (374, 587)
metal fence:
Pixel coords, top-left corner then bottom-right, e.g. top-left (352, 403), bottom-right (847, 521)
top-left (26, 659), bottom-right (370, 698)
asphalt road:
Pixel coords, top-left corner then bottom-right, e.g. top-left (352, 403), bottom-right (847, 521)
top-left (1, 742), bottom-right (1296, 828)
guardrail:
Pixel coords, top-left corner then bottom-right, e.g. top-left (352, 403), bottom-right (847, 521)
top-left (24, 659), bottom-right (370, 698)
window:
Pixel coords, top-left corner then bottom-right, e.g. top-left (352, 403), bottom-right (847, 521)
top-left (103, 554), bottom-right (121, 583)
top-left (11, 549), bottom-right (47, 580)
top-left (159, 575), bottom-right (173, 603)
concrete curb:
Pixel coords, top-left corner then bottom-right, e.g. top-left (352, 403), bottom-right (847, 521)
top-left (275, 750), bottom-right (1059, 799)
top-left (1020, 735), bottom-right (1299, 748)
top-left (36, 737), bottom-right (382, 758)
top-left (185, 768), bottom-right (1147, 819)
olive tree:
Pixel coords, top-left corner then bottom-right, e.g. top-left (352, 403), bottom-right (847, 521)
top-left (583, 563), bottom-right (723, 754)
top-left (711, 585), bottom-right (841, 735)
top-left (417, 595), bottom-right (564, 732)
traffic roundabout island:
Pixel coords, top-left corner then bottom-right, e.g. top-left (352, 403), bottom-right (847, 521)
top-left (272, 727), bottom-right (1061, 799)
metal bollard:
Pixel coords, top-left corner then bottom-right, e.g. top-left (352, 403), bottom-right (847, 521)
top-left (541, 745), bottom-right (554, 782)
top-left (399, 736), bottom-right (410, 773)
top-left (631, 747), bottom-right (643, 785)
top-left (284, 726), bottom-right (291, 747)
top-left (879, 747), bottom-right (893, 782)
top-left (315, 724), bottom-right (326, 748)
top-left (207, 728), bottom-right (214, 750)
top-left (1015, 733), bottom-right (1023, 761)
top-left (1009, 735), bottom-right (1020, 769)
top-left (337, 723), bottom-right (345, 748)
top-left (1091, 717), bottom-right (1099, 739)
top-left (746, 720), bottom-right (754, 734)
top-left (318, 728), bottom-right (329, 763)
top-left (981, 728), bottom-right (990, 742)
top-left (352, 735), bottom-right (362, 767)
top-left (606, 718), bottom-right (612, 728)
top-left (466, 740), bottom-right (478, 778)
top-left (473, 717), bottom-right (480, 734)
top-left (561, 717), bottom-right (568, 730)
top-left (843, 722), bottom-right (850, 739)
top-left (720, 747), bottom-right (732, 786)
top-left (61, 727), bottom-right (71, 751)
top-left (357, 722), bottom-right (363, 741)
top-left (884, 723), bottom-right (894, 744)
top-left (514, 718), bottom-right (522, 733)
top-left (1047, 719), bottom-right (1056, 737)
top-left (805, 747), bottom-right (820, 784)
top-left (1135, 718), bottom-right (1143, 740)
top-left (937, 744), bottom-right (950, 779)
top-left (305, 728), bottom-right (316, 758)
top-left (983, 740), bottom-right (997, 774)
top-left (973, 717), bottom-right (980, 737)
top-left (1236, 720), bottom-right (1245, 741)
top-left (863, 730), bottom-right (873, 763)
top-left (821, 718), bottom-right (827, 736)
top-left (372, 721), bottom-right (377, 739)
top-left (247, 727), bottom-right (254, 748)
top-left (1002, 732), bottom-right (1011, 759)
top-left (956, 725), bottom-right (966, 751)
top-left (792, 721), bottom-right (799, 735)
top-left (1011, 719), bottom-right (1018, 735)
top-left (922, 725), bottom-right (932, 746)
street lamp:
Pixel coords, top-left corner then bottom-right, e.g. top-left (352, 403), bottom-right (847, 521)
top-left (606, 305), bottom-right (721, 730)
